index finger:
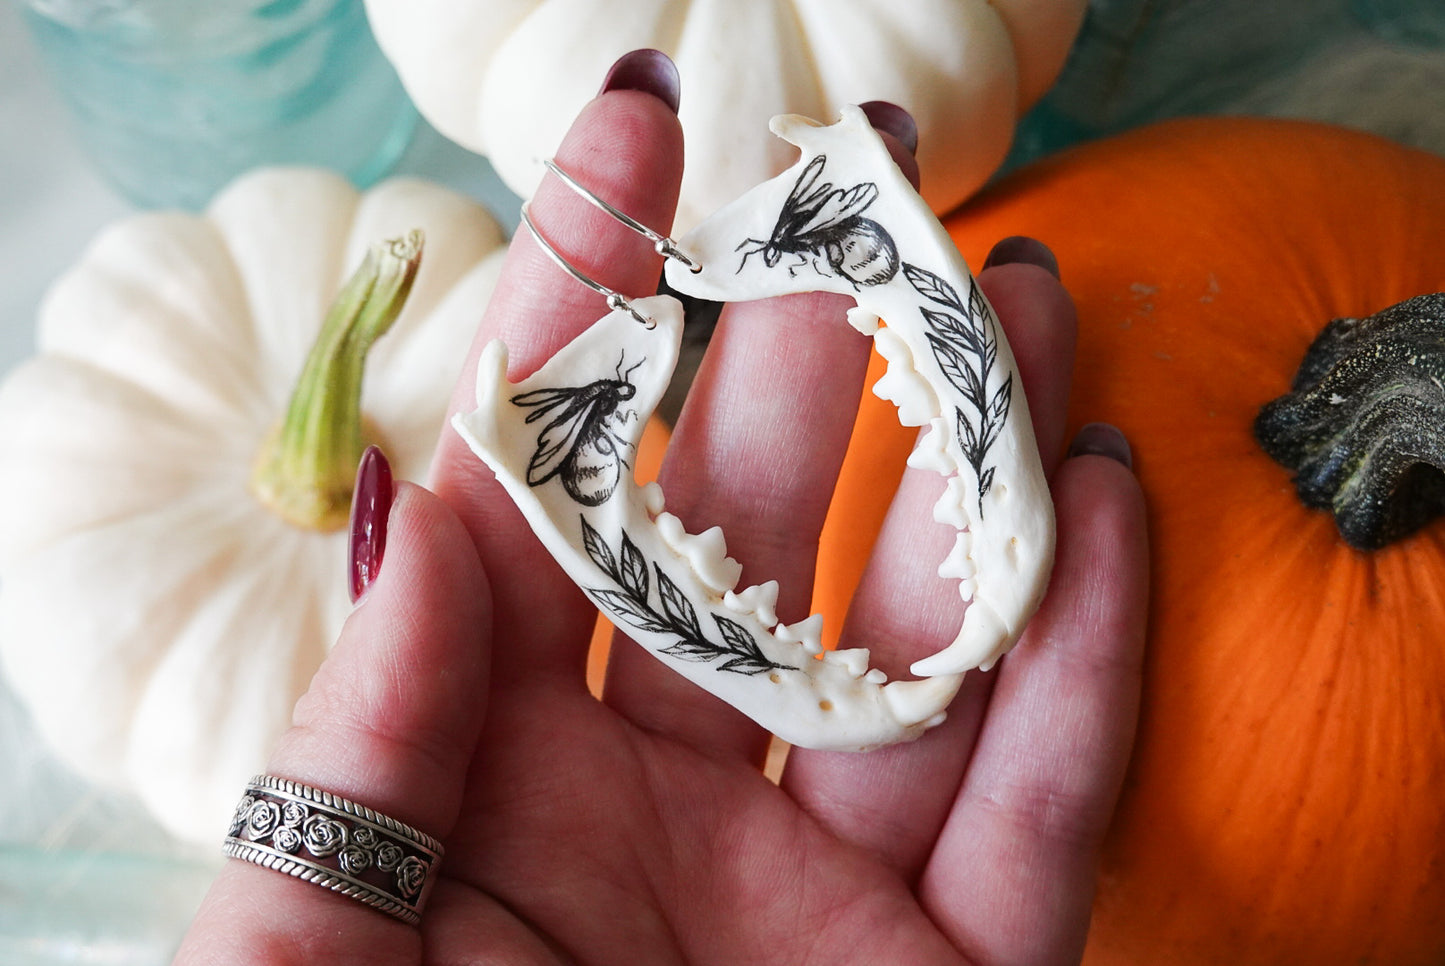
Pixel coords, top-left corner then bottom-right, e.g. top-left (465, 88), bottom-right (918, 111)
top-left (428, 62), bottom-right (686, 691)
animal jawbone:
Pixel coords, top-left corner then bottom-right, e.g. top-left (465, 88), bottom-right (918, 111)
top-left (453, 107), bottom-right (1054, 751)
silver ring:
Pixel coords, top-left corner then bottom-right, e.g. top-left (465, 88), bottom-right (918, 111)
top-left (224, 775), bottom-right (443, 926)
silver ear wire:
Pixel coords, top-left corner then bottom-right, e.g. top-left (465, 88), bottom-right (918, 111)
top-left (543, 158), bottom-right (702, 274)
top-left (518, 204), bottom-right (657, 329)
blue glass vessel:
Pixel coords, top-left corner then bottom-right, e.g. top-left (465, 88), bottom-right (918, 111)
top-left (21, 0), bottom-right (417, 209)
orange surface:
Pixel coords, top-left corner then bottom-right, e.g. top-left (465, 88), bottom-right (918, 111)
top-left (822, 117), bottom-right (1445, 964)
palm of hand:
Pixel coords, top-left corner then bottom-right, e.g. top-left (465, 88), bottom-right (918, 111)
top-left (175, 86), bottom-right (1145, 966)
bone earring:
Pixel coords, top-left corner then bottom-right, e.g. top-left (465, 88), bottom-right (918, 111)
top-left (662, 107), bottom-right (1056, 680)
top-left (451, 124), bottom-right (1056, 751)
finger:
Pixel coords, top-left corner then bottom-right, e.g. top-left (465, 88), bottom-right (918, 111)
top-left (781, 247), bottom-right (1077, 875)
top-left (923, 445), bottom-right (1148, 966)
top-left (601, 289), bottom-right (872, 760)
top-left (175, 453), bottom-right (490, 965)
top-left (428, 60), bottom-right (685, 692)
top-left (599, 112), bottom-right (925, 762)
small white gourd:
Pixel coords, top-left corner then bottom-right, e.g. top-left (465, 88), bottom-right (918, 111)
top-left (362, 0), bottom-right (1088, 232)
top-left (0, 169), bottom-right (508, 844)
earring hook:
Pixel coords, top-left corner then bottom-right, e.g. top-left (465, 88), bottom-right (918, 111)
top-left (543, 158), bottom-right (702, 274)
top-left (518, 204), bottom-right (657, 329)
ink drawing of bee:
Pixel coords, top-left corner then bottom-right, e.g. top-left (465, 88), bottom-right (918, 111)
top-left (511, 355), bottom-right (643, 507)
top-left (736, 154), bottom-right (899, 288)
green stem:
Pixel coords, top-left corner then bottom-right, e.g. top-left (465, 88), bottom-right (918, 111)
top-left (250, 230), bottom-right (424, 531)
top-left (1255, 293), bottom-right (1445, 550)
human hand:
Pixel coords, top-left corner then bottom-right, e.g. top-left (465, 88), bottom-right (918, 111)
top-left (175, 50), bottom-right (1147, 966)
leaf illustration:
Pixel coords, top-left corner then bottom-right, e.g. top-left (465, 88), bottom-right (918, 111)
top-left (661, 638), bottom-right (722, 662)
top-left (580, 517), bottom-right (617, 580)
top-left (904, 263), bottom-right (968, 313)
top-left (620, 531), bottom-right (648, 600)
top-left (979, 465), bottom-right (997, 500)
top-left (718, 656), bottom-right (780, 676)
top-left (587, 589), bottom-right (671, 635)
top-left (989, 375), bottom-right (1014, 425)
top-left (581, 516), bottom-right (792, 675)
top-left (710, 614), bottom-right (761, 658)
top-left (921, 306), bottom-right (974, 345)
top-left (656, 566), bottom-right (703, 639)
top-left (955, 404), bottom-right (981, 456)
top-left (928, 332), bottom-right (985, 403)
top-left (969, 278), bottom-right (993, 324)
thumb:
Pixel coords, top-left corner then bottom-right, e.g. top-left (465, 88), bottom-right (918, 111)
top-left (175, 446), bottom-right (491, 964)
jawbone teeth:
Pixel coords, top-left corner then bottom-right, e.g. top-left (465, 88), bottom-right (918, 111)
top-left (933, 477), bottom-right (973, 530)
top-left (775, 614), bottom-right (825, 654)
top-left (871, 326), bottom-right (937, 428)
top-left (907, 416), bottom-right (954, 476)
top-left (723, 580), bottom-right (780, 628)
top-left (654, 512), bottom-right (744, 595)
top-left (640, 481), bottom-right (666, 516)
top-left (822, 647), bottom-right (872, 676)
top-left (846, 306), bottom-right (881, 336)
top-left (882, 674), bottom-right (964, 728)
top-left (938, 532), bottom-right (976, 581)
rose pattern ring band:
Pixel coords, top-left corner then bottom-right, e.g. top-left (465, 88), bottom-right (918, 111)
top-left (223, 775), bottom-right (444, 926)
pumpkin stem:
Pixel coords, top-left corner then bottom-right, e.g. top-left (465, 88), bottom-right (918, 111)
top-left (250, 230), bottom-right (423, 531)
top-left (1255, 293), bottom-right (1445, 550)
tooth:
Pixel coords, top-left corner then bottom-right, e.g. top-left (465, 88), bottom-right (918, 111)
top-left (775, 614), bottom-right (825, 654)
top-left (641, 481), bottom-right (665, 516)
top-left (933, 476), bottom-right (972, 529)
top-left (938, 532), bottom-right (976, 580)
top-left (477, 338), bottom-right (509, 395)
top-left (651, 513), bottom-right (742, 593)
top-left (864, 668), bottom-right (887, 684)
top-left (911, 603), bottom-right (1009, 677)
top-left (882, 674), bottom-right (964, 726)
top-left (655, 511), bottom-right (685, 547)
top-left (847, 306), bottom-right (881, 335)
top-left (689, 526), bottom-right (743, 594)
top-left (722, 580), bottom-right (780, 626)
top-left (822, 647), bottom-right (871, 676)
top-left (871, 327), bottom-right (936, 427)
top-left (907, 416), bottom-right (954, 475)
top-left (724, 581), bottom-right (779, 627)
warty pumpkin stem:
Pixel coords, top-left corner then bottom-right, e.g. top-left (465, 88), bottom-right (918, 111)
top-left (1255, 292), bottom-right (1445, 550)
top-left (250, 230), bottom-right (424, 531)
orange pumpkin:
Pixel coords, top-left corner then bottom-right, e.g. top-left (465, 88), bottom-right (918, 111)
top-left (815, 117), bottom-right (1445, 964)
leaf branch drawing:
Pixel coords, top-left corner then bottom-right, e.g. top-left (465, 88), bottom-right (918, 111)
top-left (581, 517), bottom-right (793, 675)
top-left (903, 262), bottom-right (1013, 515)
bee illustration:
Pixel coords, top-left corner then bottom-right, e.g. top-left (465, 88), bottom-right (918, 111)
top-left (511, 355), bottom-right (643, 507)
top-left (736, 154), bottom-right (900, 288)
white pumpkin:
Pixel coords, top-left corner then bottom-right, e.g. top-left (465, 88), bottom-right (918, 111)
top-left (361, 0), bottom-right (1087, 232)
top-left (0, 169), bottom-right (507, 844)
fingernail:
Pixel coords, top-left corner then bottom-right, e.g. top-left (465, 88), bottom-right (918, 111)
top-left (859, 101), bottom-right (918, 156)
top-left (599, 49), bottom-right (681, 115)
top-left (982, 235), bottom-right (1061, 280)
top-left (1068, 423), bottom-right (1133, 469)
top-left (349, 445), bottom-right (394, 603)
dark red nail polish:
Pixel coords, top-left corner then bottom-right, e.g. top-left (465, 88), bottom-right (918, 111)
top-left (349, 445), bottom-right (393, 602)
top-left (599, 48), bottom-right (681, 115)
top-left (982, 235), bottom-right (1061, 280)
top-left (1067, 422), bottom-right (1134, 469)
top-left (859, 101), bottom-right (918, 156)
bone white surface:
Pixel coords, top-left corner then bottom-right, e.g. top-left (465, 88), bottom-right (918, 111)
top-left (453, 296), bottom-right (962, 750)
top-left (664, 107), bottom-right (1056, 677)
